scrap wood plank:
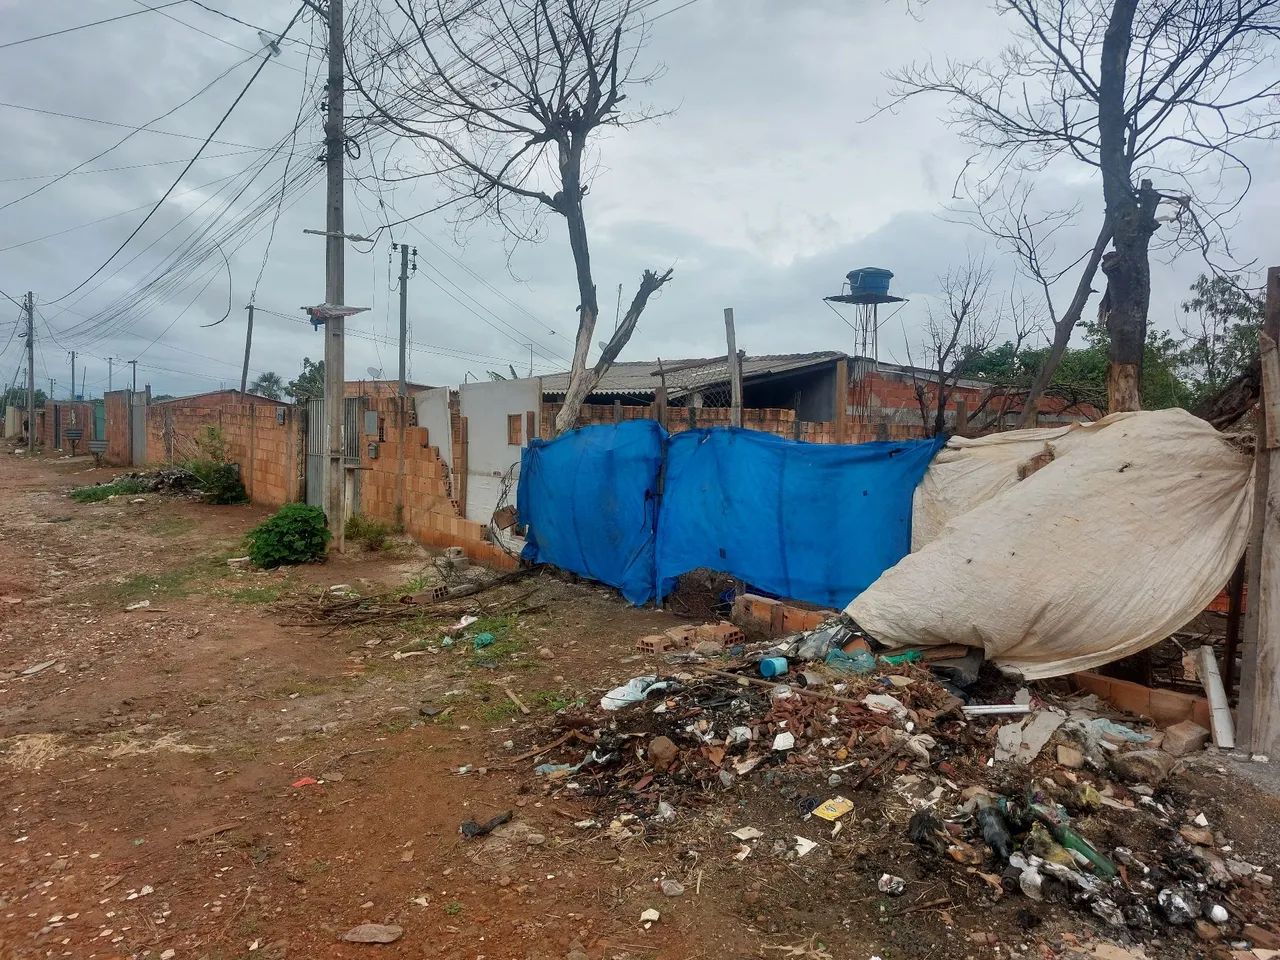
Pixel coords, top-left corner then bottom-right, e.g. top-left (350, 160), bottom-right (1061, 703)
top-left (1240, 269), bottom-right (1280, 756)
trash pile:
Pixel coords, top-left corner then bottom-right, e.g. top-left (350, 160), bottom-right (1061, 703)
top-left (511, 616), bottom-right (1280, 954)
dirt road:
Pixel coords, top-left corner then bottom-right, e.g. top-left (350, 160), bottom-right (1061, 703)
top-left (0, 451), bottom-right (695, 960)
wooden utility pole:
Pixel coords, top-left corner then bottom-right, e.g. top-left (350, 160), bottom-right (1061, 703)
top-left (394, 241), bottom-right (411, 526)
top-left (24, 291), bottom-right (34, 453)
top-left (322, 0), bottom-right (348, 550)
top-left (724, 307), bottom-right (742, 428)
top-left (240, 303), bottom-right (254, 394)
top-left (1239, 266), bottom-right (1280, 756)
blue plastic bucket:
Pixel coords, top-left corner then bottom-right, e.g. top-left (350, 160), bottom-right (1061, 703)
top-left (846, 267), bottom-right (894, 297)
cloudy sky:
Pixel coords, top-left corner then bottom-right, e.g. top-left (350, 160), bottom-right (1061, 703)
top-left (1, 0), bottom-right (1277, 400)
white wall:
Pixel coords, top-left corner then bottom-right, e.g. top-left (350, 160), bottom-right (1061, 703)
top-left (414, 387), bottom-right (453, 470)
top-left (458, 378), bottom-right (542, 528)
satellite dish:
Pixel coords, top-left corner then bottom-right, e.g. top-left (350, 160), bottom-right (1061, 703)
top-left (366, 366), bottom-right (384, 379)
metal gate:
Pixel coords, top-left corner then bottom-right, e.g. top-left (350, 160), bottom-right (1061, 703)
top-left (129, 392), bottom-right (147, 465)
top-left (305, 398), bottom-right (325, 508)
top-left (303, 396), bottom-right (364, 514)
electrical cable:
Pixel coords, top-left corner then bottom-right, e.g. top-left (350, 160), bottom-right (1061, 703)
top-left (0, 100), bottom-right (269, 150)
top-left (2, 50), bottom-right (260, 213)
top-left (128, 0), bottom-right (311, 75)
top-left (0, 1), bottom-right (189, 51)
top-left (50, 3), bottom-right (310, 304)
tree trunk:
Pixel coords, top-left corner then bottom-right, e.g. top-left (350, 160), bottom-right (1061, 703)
top-left (1100, 180), bottom-right (1160, 413)
top-left (1095, 0), bottom-right (1156, 415)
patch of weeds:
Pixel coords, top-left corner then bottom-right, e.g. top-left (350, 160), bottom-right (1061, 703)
top-left (533, 690), bottom-right (576, 712)
top-left (480, 699), bottom-right (520, 723)
top-left (69, 477), bottom-right (148, 503)
top-left (345, 514), bottom-right (394, 551)
top-left (223, 583), bottom-right (287, 605)
top-left (467, 614), bottom-right (525, 664)
top-left (378, 711), bottom-right (415, 734)
top-left (444, 901), bottom-right (463, 917)
top-left (92, 551), bottom-right (235, 603)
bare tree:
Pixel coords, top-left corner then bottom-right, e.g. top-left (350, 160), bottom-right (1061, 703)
top-left (908, 257), bottom-right (1001, 436)
top-left (954, 180), bottom-right (1110, 426)
top-left (349, 0), bottom-right (673, 434)
top-left (887, 0), bottom-right (1280, 414)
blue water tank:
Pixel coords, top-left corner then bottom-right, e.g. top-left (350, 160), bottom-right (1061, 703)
top-left (846, 267), bottom-right (894, 297)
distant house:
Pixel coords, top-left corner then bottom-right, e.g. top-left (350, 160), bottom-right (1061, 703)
top-left (537, 352), bottom-right (1097, 442)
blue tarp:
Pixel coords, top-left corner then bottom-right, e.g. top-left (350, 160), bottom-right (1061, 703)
top-left (655, 429), bottom-right (946, 608)
top-left (518, 420), bottom-right (664, 605)
top-left (517, 422), bottom-right (944, 609)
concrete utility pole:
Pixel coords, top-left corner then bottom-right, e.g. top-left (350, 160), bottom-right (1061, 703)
top-left (24, 291), bottom-right (34, 453)
top-left (394, 243), bottom-right (412, 397)
top-left (322, 0), bottom-right (348, 550)
top-left (68, 351), bottom-right (76, 400)
top-left (47, 377), bottom-right (56, 400)
top-left (393, 241), bottom-right (413, 525)
top-left (108, 357), bottom-right (114, 392)
top-left (129, 359), bottom-right (138, 392)
top-left (240, 303), bottom-right (254, 394)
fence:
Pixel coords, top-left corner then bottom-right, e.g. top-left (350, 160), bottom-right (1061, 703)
top-left (518, 421), bottom-right (945, 607)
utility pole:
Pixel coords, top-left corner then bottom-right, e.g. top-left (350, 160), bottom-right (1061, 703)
top-left (393, 241), bottom-right (415, 525)
top-left (47, 377), bottom-right (56, 400)
top-left (322, 0), bottom-right (347, 550)
top-left (108, 357), bottom-right (114, 392)
top-left (129, 360), bottom-right (138, 392)
top-left (240, 303), bottom-right (254, 394)
top-left (24, 292), bottom-right (34, 453)
top-left (81, 364), bottom-right (86, 401)
top-left (528, 344), bottom-right (534, 377)
top-left (69, 351), bottom-right (76, 400)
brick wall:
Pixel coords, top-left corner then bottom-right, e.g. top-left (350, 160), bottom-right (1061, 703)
top-left (103, 391), bottom-right (131, 466)
top-left (348, 395), bottom-right (517, 570)
top-left (145, 398), bottom-right (301, 509)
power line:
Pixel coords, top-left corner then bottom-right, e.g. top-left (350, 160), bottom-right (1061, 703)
top-left (128, 0), bottom-right (311, 76)
top-left (51, 4), bottom-right (310, 304)
top-left (0, 100), bottom-right (269, 150)
top-left (1, 50), bottom-right (260, 214)
top-left (0, 148), bottom-right (275, 184)
top-left (0, 1), bottom-right (189, 51)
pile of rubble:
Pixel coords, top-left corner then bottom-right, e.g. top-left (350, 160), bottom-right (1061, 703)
top-left (509, 617), bottom-right (1279, 956)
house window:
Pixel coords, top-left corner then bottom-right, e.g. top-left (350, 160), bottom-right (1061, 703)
top-left (507, 413), bottom-right (523, 446)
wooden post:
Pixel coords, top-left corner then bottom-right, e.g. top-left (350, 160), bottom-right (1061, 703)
top-left (613, 398), bottom-right (622, 422)
top-left (833, 357), bottom-right (849, 443)
top-left (724, 307), bottom-right (742, 428)
top-left (526, 410), bottom-right (536, 444)
top-left (655, 357), bottom-right (668, 430)
top-left (1239, 266), bottom-right (1280, 754)
top-left (954, 397), bottom-right (969, 438)
top-left (456, 415), bottom-right (470, 518)
top-left (1224, 555), bottom-right (1247, 697)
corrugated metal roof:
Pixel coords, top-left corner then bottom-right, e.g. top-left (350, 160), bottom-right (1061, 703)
top-left (541, 351), bottom-right (846, 397)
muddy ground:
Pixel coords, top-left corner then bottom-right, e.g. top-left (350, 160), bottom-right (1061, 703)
top-left (2, 449), bottom-right (1279, 960)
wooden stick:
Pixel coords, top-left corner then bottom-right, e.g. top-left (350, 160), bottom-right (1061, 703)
top-left (889, 896), bottom-right (951, 916)
top-left (501, 682), bottom-right (530, 715)
top-left (183, 821), bottom-right (241, 843)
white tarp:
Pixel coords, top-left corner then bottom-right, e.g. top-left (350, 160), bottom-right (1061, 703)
top-left (848, 409), bottom-right (1253, 679)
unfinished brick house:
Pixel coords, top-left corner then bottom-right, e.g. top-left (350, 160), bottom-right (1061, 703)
top-left (539, 352), bottom-right (1099, 443)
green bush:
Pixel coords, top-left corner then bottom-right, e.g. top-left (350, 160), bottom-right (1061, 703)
top-left (69, 478), bottom-right (148, 503)
top-left (345, 514), bottom-right (393, 551)
top-left (247, 504), bottom-right (331, 568)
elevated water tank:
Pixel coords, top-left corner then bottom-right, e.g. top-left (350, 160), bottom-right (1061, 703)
top-left (846, 267), bottom-right (894, 298)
